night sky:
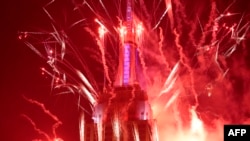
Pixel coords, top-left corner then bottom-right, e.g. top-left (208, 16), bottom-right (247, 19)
top-left (2, 0), bottom-right (81, 140)
top-left (1, 0), bottom-right (250, 141)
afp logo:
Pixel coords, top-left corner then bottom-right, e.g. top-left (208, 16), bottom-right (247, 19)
top-left (224, 125), bottom-right (250, 141)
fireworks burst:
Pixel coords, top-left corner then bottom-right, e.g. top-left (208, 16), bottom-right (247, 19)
top-left (21, 96), bottom-right (63, 141)
top-left (19, 0), bottom-right (250, 140)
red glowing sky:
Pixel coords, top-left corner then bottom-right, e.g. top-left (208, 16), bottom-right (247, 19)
top-left (1, 0), bottom-right (250, 141)
top-left (1, 0), bottom-right (81, 140)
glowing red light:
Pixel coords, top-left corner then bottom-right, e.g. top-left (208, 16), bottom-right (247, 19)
top-left (49, 50), bottom-right (53, 54)
top-left (98, 26), bottom-right (106, 38)
top-left (18, 35), bottom-right (22, 40)
top-left (18, 32), bottom-right (28, 40)
top-left (136, 23), bottom-right (144, 37)
top-left (53, 138), bottom-right (63, 141)
top-left (119, 26), bottom-right (127, 37)
top-left (226, 12), bottom-right (231, 16)
top-left (55, 77), bottom-right (60, 83)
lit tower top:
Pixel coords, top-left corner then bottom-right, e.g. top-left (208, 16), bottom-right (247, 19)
top-left (90, 1), bottom-right (155, 140)
top-left (126, 0), bottom-right (133, 33)
top-left (115, 0), bottom-right (139, 86)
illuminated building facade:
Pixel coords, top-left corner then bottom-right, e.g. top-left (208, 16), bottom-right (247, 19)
top-left (83, 0), bottom-right (156, 140)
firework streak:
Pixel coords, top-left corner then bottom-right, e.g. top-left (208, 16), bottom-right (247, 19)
top-left (19, 0), bottom-right (250, 141)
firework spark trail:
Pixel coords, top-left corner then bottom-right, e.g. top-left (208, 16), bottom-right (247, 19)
top-left (84, 0), bottom-right (111, 23)
top-left (187, 16), bottom-right (200, 50)
top-left (99, 0), bottom-right (114, 25)
top-left (84, 25), bottom-right (112, 86)
top-left (64, 44), bottom-right (100, 93)
top-left (152, 121), bottom-right (159, 141)
top-left (77, 69), bottom-right (97, 95)
top-left (164, 90), bottom-right (180, 109)
top-left (112, 114), bottom-right (121, 141)
top-left (197, 0), bottom-right (238, 57)
top-left (83, 1), bottom-right (96, 16)
top-left (197, 1), bottom-right (217, 48)
top-left (80, 84), bottom-right (96, 105)
top-left (42, 33), bottom-right (62, 91)
top-left (50, 25), bottom-right (66, 60)
top-left (74, 63), bottom-right (99, 92)
top-left (153, 5), bottom-right (171, 30)
top-left (164, 0), bottom-right (174, 29)
top-left (173, 100), bottom-right (182, 132)
top-left (21, 2), bottom-right (101, 104)
top-left (199, 3), bottom-right (226, 52)
top-left (234, 16), bottom-right (250, 37)
top-left (152, 63), bottom-right (180, 125)
top-left (190, 107), bottom-right (203, 133)
top-left (189, 107), bottom-right (206, 141)
top-left (24, 41), bottom-right (46, 59)
top-left (79, 113), bottom-right (85, 141)
top-left (224, 22), bottom-right (250, 57)
top-left (173, 0), bottom-right (189, 32)
top-left (21, 29), bottom-right (100, 96)
top-left (48, 54), bottom-right (98, 98)
top-left (230, 17), bottom-right (250, 44)
top-left (134, 22), bottom-right (152, 88)
top-left (44, 0), bottom-right (55, 8)
top-left (43, 0), bottom-right (57, 24)
top-left (114, 0), bottom-right (123, 20)
top-left (21, 0), bottom-right (250, 141)
top-left (137, 0), bottom-right (151, 21)
top-left (133, 125), bottom-right (140, 141)
top-left (97, 122), bottom-right (103, 141)
top-left (96, 20), bottom-right (112, 86)
top-left (21, 114), bottom-right (51, 141)
top-left (214, 43), bottom-right (225, 77)
top-left (209, 14), bottom-right (238, 73)
top-left (190, 1), bottom-right (220, 60)
top-left (170, 1), bottom-right (199, 107)
top-left (22, 96), bottom-right (62, 140)
top-left (213, 15), bottom-right (249, 74)
top-left (135, 23), bottom-right (144, 42)
top-left (158, 27), bottom-right (170, 71)
top-left (159, 62), bottom-right (179, 96)
top-left (137, 44), bottom-right (148, 83)
top-left (174, 29), bottom-right (199, 107)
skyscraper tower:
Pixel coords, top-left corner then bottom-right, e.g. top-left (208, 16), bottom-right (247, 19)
top-left (115, 0), bottom-right (138, 86)
top-left (83, 0), bottom-right (156, 141)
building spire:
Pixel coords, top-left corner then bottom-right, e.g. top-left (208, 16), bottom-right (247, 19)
top-left (115, 0), bottom-right (139, 86)
top-left (126, 0), bottom-right (133, 32)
